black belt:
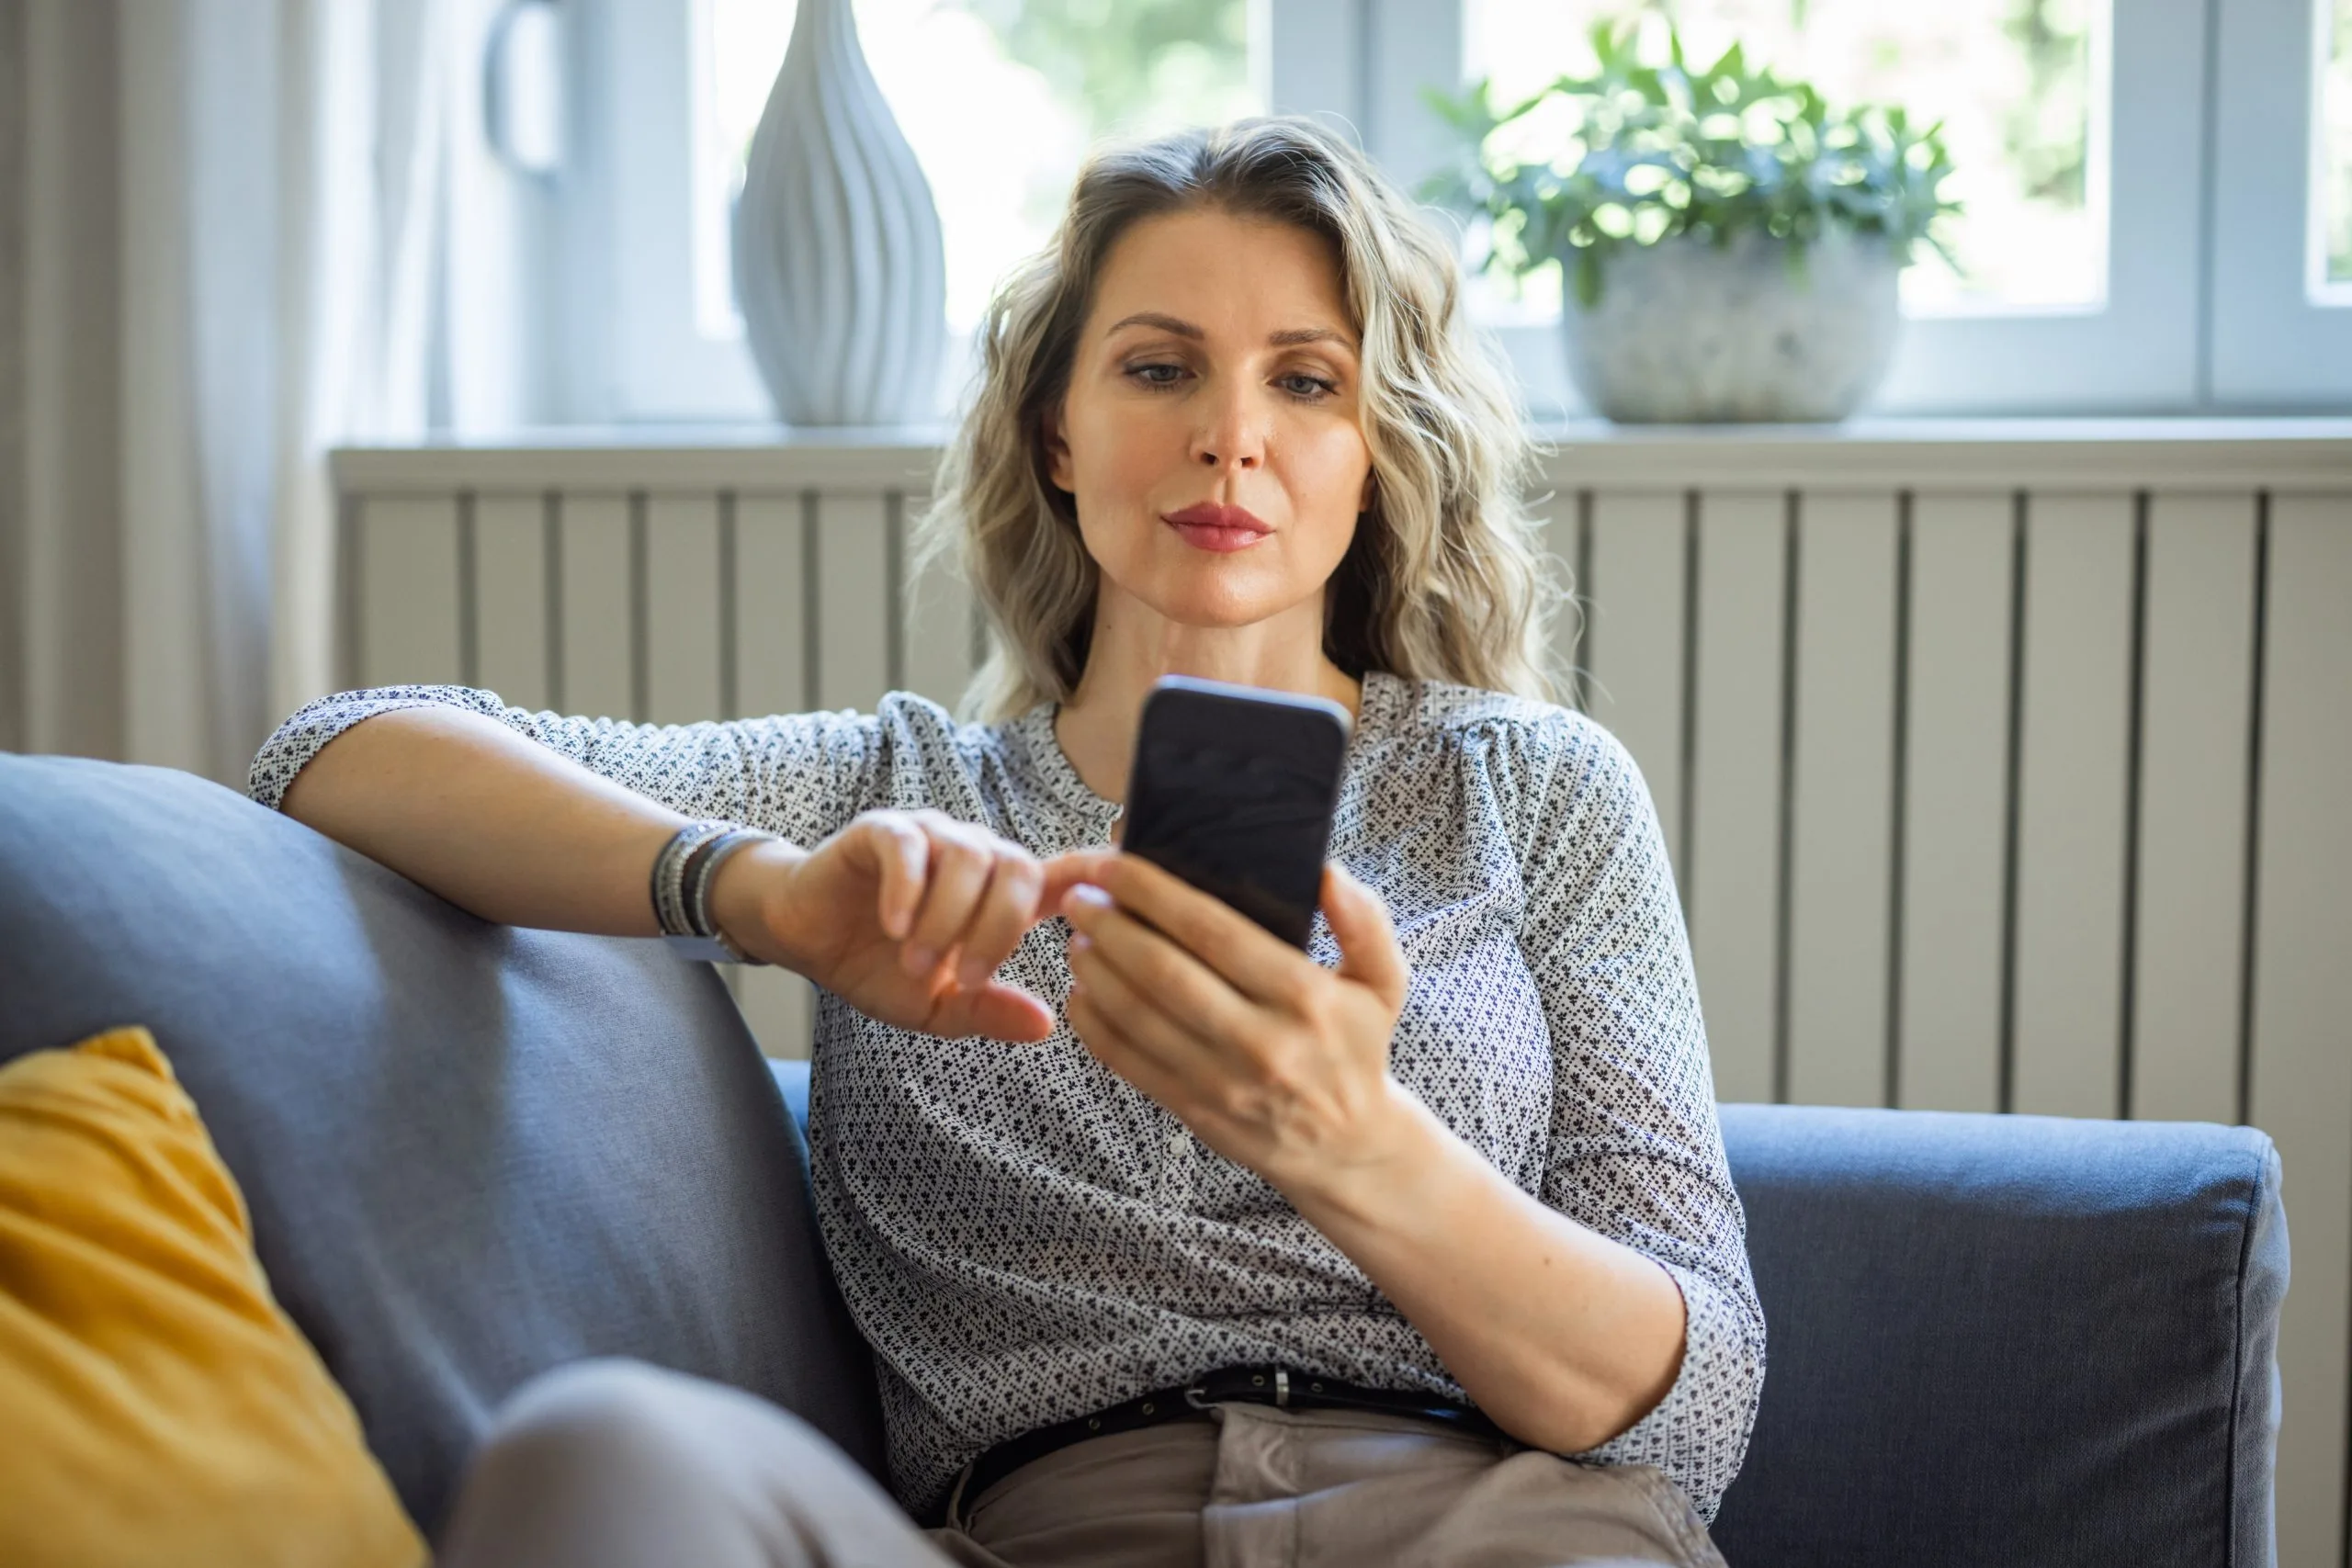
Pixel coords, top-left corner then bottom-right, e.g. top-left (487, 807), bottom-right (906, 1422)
top-left (951, 1364), bottom-right (1505, 1519)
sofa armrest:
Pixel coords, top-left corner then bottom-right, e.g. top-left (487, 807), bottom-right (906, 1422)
top-left (1711, 1103), bottom-right (2286, 1568)
top-left (0, 755), bottom-right (887, 1539)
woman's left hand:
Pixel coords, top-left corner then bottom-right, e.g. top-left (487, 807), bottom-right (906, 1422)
top-left (1047, 851), bottom-right (1415, 1195)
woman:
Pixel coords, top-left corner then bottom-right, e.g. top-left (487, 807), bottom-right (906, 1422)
top-left (251, 116), bottom-right (1763, 1568)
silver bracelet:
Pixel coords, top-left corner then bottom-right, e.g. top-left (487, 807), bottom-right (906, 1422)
top-left (650, 821), bottom-right (731, 939)
top-left (685, 828), bottom-right (777, 963)
top-left (650, 821), bottom-right (777, 964)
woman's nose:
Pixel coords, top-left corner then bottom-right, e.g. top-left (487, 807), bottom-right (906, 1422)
top-left (1189, 380), bottom-right (1267, 471)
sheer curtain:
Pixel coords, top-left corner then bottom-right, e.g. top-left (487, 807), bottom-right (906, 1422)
top-left (129, 0), bottom-right (454, 782)
top-left (5, 0), bottom-right (488, 785)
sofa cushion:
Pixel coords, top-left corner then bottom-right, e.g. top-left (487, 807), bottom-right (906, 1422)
top-left (0, 756), bottom-right (884, 1541)
top-left (763, 1070), bottom-right (2287, 1564)
top-left (0, 1026), bottom-right (426, 1568)
top-left (1710, 1101), bottom-right (2285, 1568)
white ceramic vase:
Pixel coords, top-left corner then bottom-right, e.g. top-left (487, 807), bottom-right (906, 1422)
top-left (1561, 228), bottom-right (1901, 423)
top-left (731, 0), bottom-right (945, 426)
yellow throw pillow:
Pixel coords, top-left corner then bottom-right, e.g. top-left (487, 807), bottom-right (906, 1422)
top-left (0, 1026), bottom-right (426, 1568)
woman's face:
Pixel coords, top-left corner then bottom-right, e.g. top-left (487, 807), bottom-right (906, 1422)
top-left (1045, 207), bottom-right (1374, 637)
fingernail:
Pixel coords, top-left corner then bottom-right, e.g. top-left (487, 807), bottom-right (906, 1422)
top-left (1063, 884), bottom-right (1111, 915)
top-left (903, 943), bottom-right (937, 976)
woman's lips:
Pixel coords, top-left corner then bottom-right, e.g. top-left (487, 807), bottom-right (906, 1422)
top-left (1161, 503), bottom-right (1271, 553)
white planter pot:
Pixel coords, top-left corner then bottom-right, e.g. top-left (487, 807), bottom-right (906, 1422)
top-left (1561, 229), bottom-right (1901, 423)
top-left (731, 0), bottom-right (945, 426)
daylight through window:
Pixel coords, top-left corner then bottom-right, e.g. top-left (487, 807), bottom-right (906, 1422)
top-left (2320, 0), bottom-right (2352, 290)
top-left (695, 0), bottom-right (1260, 340)
top-left (1460, 0), bottom-right (2110, 321)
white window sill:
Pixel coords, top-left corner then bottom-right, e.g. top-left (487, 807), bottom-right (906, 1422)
top-left (331, 416), bottom-right (2352, 496)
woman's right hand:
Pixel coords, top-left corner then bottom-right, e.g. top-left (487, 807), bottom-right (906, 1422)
top-left (708, 810), bottom-right (1086, 1043)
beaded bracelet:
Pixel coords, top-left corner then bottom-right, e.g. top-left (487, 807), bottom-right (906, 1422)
top-left (650, 821), bottom-right (776, 964)
top-left (650, 821), bottom-right (731, 939)
top-left (685, 829), bottom-right (776, 957)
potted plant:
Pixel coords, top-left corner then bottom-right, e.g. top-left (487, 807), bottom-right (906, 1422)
top-left (1420, 14), bottom-right (1962, 423)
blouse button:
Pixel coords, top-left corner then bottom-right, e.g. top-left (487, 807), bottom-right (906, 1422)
top-left (1166, 1131), bottom-right (1188, 1156)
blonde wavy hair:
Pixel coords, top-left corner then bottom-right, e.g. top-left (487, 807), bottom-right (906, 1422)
top-left (916, 114), bottom-right (1562, 723)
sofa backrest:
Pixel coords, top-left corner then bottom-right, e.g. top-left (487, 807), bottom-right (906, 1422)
top-left (799, 1053), bottom-right (2293, 1565)
top-left (0, 755), bottom-right (885, 1541)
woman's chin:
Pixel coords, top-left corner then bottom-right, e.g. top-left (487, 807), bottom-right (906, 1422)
top-left (1134, 580), bottom-right (1300, 632)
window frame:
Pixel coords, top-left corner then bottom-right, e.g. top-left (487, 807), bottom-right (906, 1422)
top-left (568, 0), bottom-right (770, 421)
top-left (1334, 0), bottom-right (2211, 417)
top-left (2211, 0), bottom-right (2352, 405)
top-left (561, 0), bottom-right (2350, 423)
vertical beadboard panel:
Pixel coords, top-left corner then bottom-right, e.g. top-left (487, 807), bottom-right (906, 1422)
top-left (2132, 493), bottom-right (2258, 1124)
top-left (645, 493), bottom-right (723, 725)
top-left (560, 493), bottom-right (635, 722)
top-left (735, 966), bottom-right (816, 1061)
top-left (1583, 492), bottom-right (1688, 872)
top-left (817, 491), bottom-right (893, 711)
top-left (356, 495), bottom-right (463, 688)
top-left (730, 491), bottom-right (815, 1059)
top-left (2010, 493), bottom-right (2136, 1119)
top-left (473, 493), bottom-right (550, 710)
top-left (734, 493), bottom-right (809, 719)
top-left (1784, 491), bottom-right (1900, 1109)
top-left (901, 492), bottom-right (977, 711)
top-left (2249, 493), bottom-right (2352, 1568)
top-left (1897, 493), bottom-right (2014, 1113)
top-left (1686, 491), bottom-right (1784, 1105)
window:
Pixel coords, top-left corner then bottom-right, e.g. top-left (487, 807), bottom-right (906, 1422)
top-left (696, 0), bottom-right (1257, 342)
top-left (1464, 0), bottom-right (2111, 315)
top-left (577, 0), bottom-right (1259, 422)
top-left (2316, 0), bottom-right (2351, 293)
top-left (2210, 0), bottom-right (2352, 401)
top-left (1453, 0), bottom-right (2217, 414)
top-left (564, 0), bottom-right (2349, 421)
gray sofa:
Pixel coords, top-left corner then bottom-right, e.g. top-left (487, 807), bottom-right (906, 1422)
top-left (0, 752), bottom-right (2288, 1565)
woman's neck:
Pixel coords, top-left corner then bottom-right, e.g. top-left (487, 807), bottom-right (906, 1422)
top-left (1051, 594), bottom-right (1361, 807)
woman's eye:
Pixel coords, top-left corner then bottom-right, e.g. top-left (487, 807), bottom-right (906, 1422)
top-left (1123, 363), bottom-right (1337, 400)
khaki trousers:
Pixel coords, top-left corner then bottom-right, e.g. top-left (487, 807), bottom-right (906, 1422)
top-left (435, 1359), bottom-right (1726, 1568)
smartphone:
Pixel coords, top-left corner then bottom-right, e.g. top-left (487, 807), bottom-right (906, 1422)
top-left (1116, 674), bottom-right (1352, 949)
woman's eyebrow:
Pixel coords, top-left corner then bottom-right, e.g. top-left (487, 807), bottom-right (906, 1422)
top-left (1105, 311), bottom-right (1357, 351)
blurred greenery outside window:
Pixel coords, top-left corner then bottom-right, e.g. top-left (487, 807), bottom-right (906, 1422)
top-left (1460, 0), bottom-right (2108, 321)
top-left (2326, 0), bottom-right (2352, 288)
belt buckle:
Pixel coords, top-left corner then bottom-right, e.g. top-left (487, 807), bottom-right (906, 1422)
top-left (1186, 1363), bottom-right (1291, 1412)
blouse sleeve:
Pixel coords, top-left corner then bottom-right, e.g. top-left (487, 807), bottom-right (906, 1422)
top-left (1512, 713), bottom-right (1767, 1525)
top-left (246, 683), bottom-right (888, 853)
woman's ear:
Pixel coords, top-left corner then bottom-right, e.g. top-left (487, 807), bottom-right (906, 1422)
top-left (1043, 405), bottom-right (1075, 493)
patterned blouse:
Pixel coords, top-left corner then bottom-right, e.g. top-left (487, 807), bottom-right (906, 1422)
top-left (248, 670), bottom-right (1767, 1524)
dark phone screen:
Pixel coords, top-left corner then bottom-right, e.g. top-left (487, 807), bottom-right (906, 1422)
top-left (1117, 677), bottom-right (1351, 949)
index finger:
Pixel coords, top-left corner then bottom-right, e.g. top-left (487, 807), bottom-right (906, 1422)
top-left (1037, 849), bottom-right (1117, 915)
top-left (1074, 852), bottom-right (1314, 1008)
